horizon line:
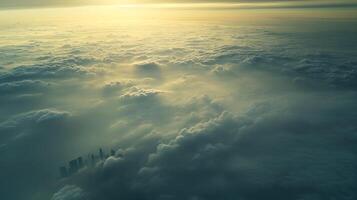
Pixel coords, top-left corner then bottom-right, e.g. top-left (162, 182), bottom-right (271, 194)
top-left (1, 1), bottom-right (357, 11)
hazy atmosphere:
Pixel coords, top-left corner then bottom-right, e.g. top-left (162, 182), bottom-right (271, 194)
top-left (0, 1), bottom-right (357, 200)
top-left (1, 0), bottom-right (357, 8)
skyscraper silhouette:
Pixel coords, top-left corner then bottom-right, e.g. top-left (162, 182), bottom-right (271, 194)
top-left (77, 157), bottom-right (84, 169)
top-left (99, 148), bottom-right (104, 160)
top-left (69, 159), bottom-right (79, 175)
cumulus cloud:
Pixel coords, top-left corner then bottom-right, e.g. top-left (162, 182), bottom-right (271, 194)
top-left (101, 81), bottom-right (134, 97)
top-left (1, 5), bottom-right (357, 200)
top-left (0, 55), bottom-right (106, 84)
top-left (55, 98), bottom-right (357, 200)
top-left (0, 109), bottom-right (70, 143)
top-left (0, 109), bottom-right (69, 127)
top-left (134, 62), bottom-right (162, 78)
top-left (51, 185), bottom-right (86, 200)
top-left (0, 65), bottom-right (82, 83)
top-left (120, 87), bottom-right (163, 101)
top-left (0, 80), bottom-right (51, 94)
top-left (0, 108), bottom-right (78, 200)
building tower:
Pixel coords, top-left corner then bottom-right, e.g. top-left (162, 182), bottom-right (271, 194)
top-left (69, 159), bottom-right (79, 175)
top-left (99, 148), bottom-right (104, 160)
top-left (77, 157), bottom-right (84, 169)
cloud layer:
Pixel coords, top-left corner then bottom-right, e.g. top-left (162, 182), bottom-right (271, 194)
top-left (0, 6), bottom-right (357, 200)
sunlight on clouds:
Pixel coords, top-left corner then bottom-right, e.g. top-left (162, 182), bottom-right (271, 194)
top-left (0, 4), bottom-right (357, 200)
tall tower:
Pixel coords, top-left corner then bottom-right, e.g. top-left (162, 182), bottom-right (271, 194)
top-left (69, 159), bottom-right (79, 175)
top-left (77, 157), bottom-right (84, 169)
top-left (99, 148), bottom-right (104, 160)
top-left (110, 149), bottom-right (115, 157)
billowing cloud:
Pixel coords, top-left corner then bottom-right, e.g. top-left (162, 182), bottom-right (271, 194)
top-left (1, 4), bottom-right (357, 200)
top-left (0, 109), bottom-right (70, 145)
top-left (134, 62), bottom-right (162, 78)
top-left (0, 80), bottom-right (51, 94)
top-left (51, 185), bottom-right (86, 200)
top-left (56, 99), bottom-right (357, 200)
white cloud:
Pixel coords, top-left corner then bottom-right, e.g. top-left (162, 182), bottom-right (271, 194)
top-left (51, 185), bottom-right (85, 200)
top-left (1, 6), bottom-right (357, 200)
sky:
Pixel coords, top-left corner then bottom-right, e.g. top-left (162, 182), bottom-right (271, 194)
top-left (0, 2), bottom-right (357, 200)
top-left (1, 0), bottom-right (357, 8)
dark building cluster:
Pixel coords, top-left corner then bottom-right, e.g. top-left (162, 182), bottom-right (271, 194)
top-left (59, 148), bottom-right (116, 178)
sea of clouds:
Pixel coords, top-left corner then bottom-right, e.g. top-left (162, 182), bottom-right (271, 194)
top-left (0, 7), bottom-right (357, 200)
